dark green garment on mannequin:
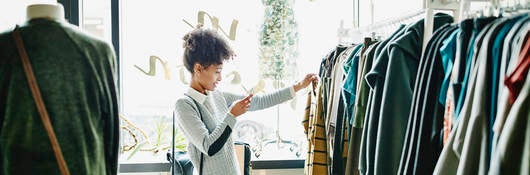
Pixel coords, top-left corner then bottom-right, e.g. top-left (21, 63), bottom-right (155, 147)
top-left (0, 19), bottom-right (119, 175)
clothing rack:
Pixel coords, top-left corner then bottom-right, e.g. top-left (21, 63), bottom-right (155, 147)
top-left (355, 9), bottom-right (426, 35)
top-left (423, 0), bottom-right (509, 51)
top-left (338, 9), bottom-right (426, 44)
top-left (498, 0), bottom-right (530, 14)
top-left (340, 0), bottom-right (521, 46)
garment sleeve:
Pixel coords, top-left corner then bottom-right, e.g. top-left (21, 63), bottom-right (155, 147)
top-left (174, 98), bottom-right (237, 156)
top-left (101, 42), bottom-right (119, 175)
top-left (222, 86), bottom-right (296, 111)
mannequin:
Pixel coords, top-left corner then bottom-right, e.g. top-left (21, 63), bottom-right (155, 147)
top-left (26, 3), bottom-right (65, 21)
top-left (0, 1), bottom-right (119, 174)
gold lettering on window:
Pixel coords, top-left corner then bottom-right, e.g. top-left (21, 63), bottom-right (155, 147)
top-left (133, 55), bottom-right (171, 80)
top-left (183, 11), bottom-right (238, 40)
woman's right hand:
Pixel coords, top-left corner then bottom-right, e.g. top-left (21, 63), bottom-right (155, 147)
top-left (229, 94), bottom-right (253, 117)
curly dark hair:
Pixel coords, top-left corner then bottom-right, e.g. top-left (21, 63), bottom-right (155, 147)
top-left (182, 27), bottom-right (235, 73)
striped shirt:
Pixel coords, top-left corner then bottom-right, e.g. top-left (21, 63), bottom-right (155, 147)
top-left (174, 86), bottom-right (295, 175)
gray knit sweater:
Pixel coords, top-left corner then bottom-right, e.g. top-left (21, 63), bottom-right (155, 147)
top-left (174, 86), bottom-right (295, 175)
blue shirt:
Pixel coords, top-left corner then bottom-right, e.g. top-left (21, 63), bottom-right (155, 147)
top-left (439, 29), bottom-right (460, 105)
top-left (342, 44), bottom-right (363, 124)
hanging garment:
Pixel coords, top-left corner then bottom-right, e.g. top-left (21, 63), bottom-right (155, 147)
top-left (505, 31), bottom-right (530, 104)
top-left (493, 15), bottom-right (530, 140)
top-left (342, 44), bottom-right (364, 126)
top-left (453, 17), bottom-right (498, 118)
top-left (303, 49), bottom-right (339, 175)
top-left (363, 13), bottom-right (453, 175)
top-left (329, 45), bottom-right (358, 174)
top-left (339, 44), bottom-right (366, 174)
top-left (0, 19), bottom-right (119, 174)
top-left (331, 92), bottom-right (348, 175)
top-left (350, 41), bottom-right (381, 175)
top-left (489, 35), bottom-right (530, 175)
top-left (486, 15), bottom-right (528, 154)
top-left (433, 17), bottom-right (499, 175)
top-left (399, 24), bottom-right (458, 175)
top-left (303, 82), bottom-right (328, 175)
top-left (324, 46), bottom-right (347, 157)
top-left (439, 28), bottom-right (459, 145)
top-left (359, 24), bottom-right (407, 175)
top-left (434, 15), bottom-right (530, 175)
top-left (344, 39), bottom-right (378, 175)
top-left (442, 18), bottom-right (474, 135)
top-left (352, 41), bottom-right (380, 130)
top-left (485, 16), bottom-right (528, 156)
top-left (457, 16), bottom-right (511, 174)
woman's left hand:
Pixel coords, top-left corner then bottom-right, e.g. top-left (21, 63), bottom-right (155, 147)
top-left (294, 73), bottom-right (319, 92)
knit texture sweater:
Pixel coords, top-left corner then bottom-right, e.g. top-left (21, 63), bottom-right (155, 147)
top-left (175, 86), bottom-right (295, 175)
top-left (0, 19), bottom-right (119, 174)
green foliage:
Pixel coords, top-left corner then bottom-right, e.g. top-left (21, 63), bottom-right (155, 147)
top-left (127, 142), bottom-right (146, 160)
top-left (122, 116), bottom-right (187, 160)
top-left (259, 0), bottom-right (298, 82)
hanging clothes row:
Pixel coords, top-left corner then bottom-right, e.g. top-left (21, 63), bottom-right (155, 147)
top-left (431, 12), bottom-right (530, 175)
top-left (303, 43), bottom-right (359, 175)
top-left (303, 8), bottom-right (529, 175)
top-left (303, 12), bottom-right (454, 175)
top-left (358, 12), bottom-right (453, 175)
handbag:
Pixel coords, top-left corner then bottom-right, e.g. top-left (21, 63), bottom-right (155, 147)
top-left (166, 150), bottom-right (194, 175)
top-left (234, 142), bottom-right (252, 175)
top-left (12, 26), bottom-right (71, 175)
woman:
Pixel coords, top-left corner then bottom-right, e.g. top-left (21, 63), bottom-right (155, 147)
top-left (174, 27), bottom-right (318, 175)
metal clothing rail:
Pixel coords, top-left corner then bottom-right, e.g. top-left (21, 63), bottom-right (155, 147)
top-left (338, 9), bottom-right (426, 44)
top-left (354, 9), bottom-right (426, 35)
top-left (342, 0), bottom-right (512, 44)
top-left (422, 0), bottom-right (512, 53)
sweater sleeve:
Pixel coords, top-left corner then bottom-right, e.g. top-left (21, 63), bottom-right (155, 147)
top-left (221, 86), bottom-right (296, 111)
top-left (174, 98), bottom-right (237, 156)
top-left (101, 42), bottom-right (119, 175)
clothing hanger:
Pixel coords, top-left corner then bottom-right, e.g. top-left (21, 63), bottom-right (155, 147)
top-left (424, 0), bottom-right (460, 51)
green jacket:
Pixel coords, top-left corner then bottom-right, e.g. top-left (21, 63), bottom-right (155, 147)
top-left (0, 19), bottom-right (119, 175)
top-left (363, 13), bottom-right (453, 175)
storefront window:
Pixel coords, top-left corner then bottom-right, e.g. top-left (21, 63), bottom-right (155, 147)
top-left (0, 1), bottom-right (33, 31)
top-left (81, 0), bottom-right (111, 42)
top-left (1, 0), bottom-right (424, 166)
top-left (358, 0), bottom-right (422, 27)
top-left (114, 0), bottom-right (353, 163)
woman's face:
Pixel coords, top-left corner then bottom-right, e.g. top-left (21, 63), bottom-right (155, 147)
top-left (196, 63), bottom-right (223, 91)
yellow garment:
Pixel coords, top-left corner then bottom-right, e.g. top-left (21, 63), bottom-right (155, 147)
top-left (303, 83), bottom-right (328, 175)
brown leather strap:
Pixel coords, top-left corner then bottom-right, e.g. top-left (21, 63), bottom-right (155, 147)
top-left (12, 26), bottom-right (71, 175)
